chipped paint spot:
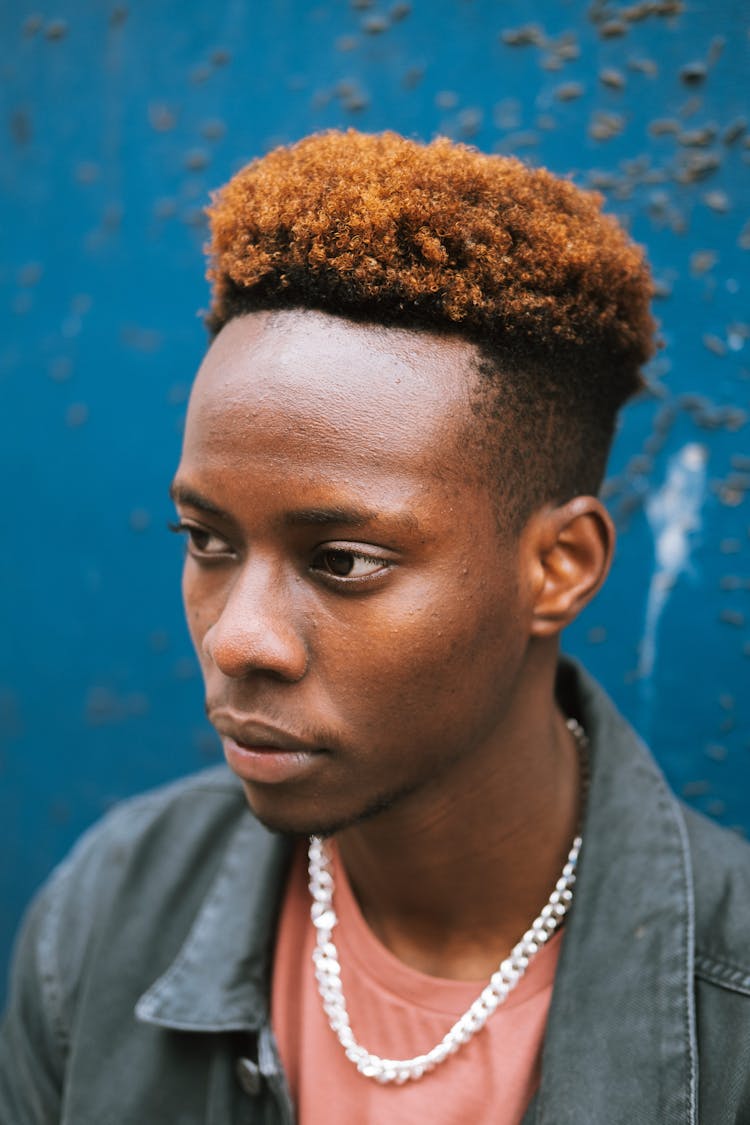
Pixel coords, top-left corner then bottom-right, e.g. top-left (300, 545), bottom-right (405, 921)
top-left (555, 82), bottom-right (584, 101)
top-left (680, 60), bottom-right (707, 84)
top-left (44, 19), bottom-right (68, 40)
top-left (589, 110), bottom-right (626, 140)
top-left (500, 24), bottom-right (545, 47)
top-left (65, 402), bottom-right (89, 428)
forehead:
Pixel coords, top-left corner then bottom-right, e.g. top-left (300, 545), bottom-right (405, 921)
top-left (183, 309), bottom-right (484, 478)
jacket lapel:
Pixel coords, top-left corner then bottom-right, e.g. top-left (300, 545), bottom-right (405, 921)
top-left (135, 815), bottom-right (293, 1032)
top-left (530, 663), bottom-right (697, 1124)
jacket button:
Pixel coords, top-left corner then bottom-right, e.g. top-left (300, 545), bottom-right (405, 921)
top-left (236, 1057), bottom-right (263, 1097)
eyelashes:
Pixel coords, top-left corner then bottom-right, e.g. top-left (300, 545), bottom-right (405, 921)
top-left (168, 522), bottom-right (393, 585)
top-left (168, 520), bottom-right (232, 557)
top-left (310, 547), bottom-right (391, 581)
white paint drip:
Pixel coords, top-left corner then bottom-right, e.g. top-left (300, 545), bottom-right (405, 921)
top-left (639, 442), bottom-right (707, 681)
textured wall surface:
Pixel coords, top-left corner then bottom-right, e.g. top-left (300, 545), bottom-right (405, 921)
top-left (1, 0), bottom-right (748, 996)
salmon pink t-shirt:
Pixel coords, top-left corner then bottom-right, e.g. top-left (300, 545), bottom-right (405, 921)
top-left (271, 842), bottom-right (561, 1124)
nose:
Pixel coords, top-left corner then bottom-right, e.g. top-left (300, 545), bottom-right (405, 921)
top-left (201, 559), bottom-right (308, 682)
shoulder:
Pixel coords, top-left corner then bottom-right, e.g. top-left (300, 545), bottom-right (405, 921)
top-left (680, 806), bottom-right (750, 1121)
top-left (63, 763), bottom-right (253, 871)
top-left (48, 763), bottom-right (255, 921)
top-left (13, 768), bottom-right (257, 1032)
top-left (49, 765), bottom-right (251, 910)
top-left (681, 803), bottom-right (750, 995)
top-left (81, 762), bottom-right (248, 840)
top-left (1, 769), bottom-right (279, 1120)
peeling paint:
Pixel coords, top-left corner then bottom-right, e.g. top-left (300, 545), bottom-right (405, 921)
top-left (640, 443), bottom-right (708, 682)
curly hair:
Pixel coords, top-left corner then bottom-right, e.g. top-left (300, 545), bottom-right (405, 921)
top-left (205, 129), bottom-right (656, 522)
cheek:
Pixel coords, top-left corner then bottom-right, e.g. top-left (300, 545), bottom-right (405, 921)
top-left (335, 587), bottom-right (520, 718)
top-left (182, 567), bottom-right (221, 656)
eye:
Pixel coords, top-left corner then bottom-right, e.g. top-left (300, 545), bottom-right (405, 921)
top-left (168, 520), bottom-right (233, 559)
top-left (311, 547), bottom-right (392, 582)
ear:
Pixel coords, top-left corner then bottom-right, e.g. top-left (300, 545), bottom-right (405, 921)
top-left (524, 497), bottom-right (615, 638)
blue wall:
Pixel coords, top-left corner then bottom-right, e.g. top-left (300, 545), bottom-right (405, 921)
top-left (1, 0), bottom-right (748, 995)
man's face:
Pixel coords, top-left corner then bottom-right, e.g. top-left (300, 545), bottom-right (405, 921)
top-left (173, 309), bottom-right (540, 837)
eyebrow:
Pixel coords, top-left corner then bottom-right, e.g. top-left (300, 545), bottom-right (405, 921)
top-left (169, 482), bottom-right (227, 518)
top-left (170, 483), bottom-right (420, 534)
top-left (284, 505), bottom-right (383, 529)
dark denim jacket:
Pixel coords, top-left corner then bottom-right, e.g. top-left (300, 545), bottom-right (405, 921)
top-left (3, 661), bottom-right (750, 1124)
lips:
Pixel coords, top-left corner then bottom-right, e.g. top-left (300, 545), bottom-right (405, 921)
top-left (208, 707), bottom-right (327, 785)
top-left (208, 705), bottom-right (322, 750)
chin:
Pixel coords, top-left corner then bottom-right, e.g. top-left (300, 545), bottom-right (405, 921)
top-left (240, 781), bottom-right (406, 840)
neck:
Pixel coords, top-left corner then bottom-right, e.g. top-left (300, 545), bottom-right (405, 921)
top-left (334, 655), bottom-right (582, 980)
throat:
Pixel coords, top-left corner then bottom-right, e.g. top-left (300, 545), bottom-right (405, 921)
top-left (306, 818), bottom-right (580, 1084)
top-left (331, 714), bottom-right (586, 980)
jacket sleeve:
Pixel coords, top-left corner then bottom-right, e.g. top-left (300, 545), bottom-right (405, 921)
top-left (0, 873), bottom-right (69, 1125)
top-left (0, 798), bottom-right (143, 1124)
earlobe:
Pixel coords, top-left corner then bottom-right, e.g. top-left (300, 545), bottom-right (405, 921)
top-left (528, 497), bottom-right (615, 638)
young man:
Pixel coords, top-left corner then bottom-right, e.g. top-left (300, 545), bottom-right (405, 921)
top-left (2, 129), bottom-right (750, 1124)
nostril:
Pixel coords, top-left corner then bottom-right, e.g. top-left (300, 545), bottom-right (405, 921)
top-left (201, 614), bottom-right (308, 683)
top-left (195, 563), bottom-right (310, 682)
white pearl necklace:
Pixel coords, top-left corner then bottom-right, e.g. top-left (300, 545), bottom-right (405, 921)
top-left (308, 718), bottom-right (588, 1085)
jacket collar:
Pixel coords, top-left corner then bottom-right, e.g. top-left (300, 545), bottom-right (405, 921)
top-left (135, 814), bottom-right (292, 1032)
top-left (136, 660), bottom-right (697, 1121)
top-left (526, 660), bottom-right (697, 1124)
